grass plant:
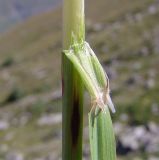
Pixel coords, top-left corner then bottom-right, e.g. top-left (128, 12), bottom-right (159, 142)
top-left (62, 0), bottom-right (116, 159)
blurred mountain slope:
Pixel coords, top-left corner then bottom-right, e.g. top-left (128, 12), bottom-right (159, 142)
top-left (0, 0), bottom-right (60, 32)
top-left (0, 0), bottom-right (159, 159)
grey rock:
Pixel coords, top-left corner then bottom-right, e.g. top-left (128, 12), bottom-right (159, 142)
top-left (120, 126), bottom-right (147, 150)
top-left (144, 78), bottom-right (155, 89)
top-left (114, 122), bottom-right (125, 135)
top-left (146, 143), bottom-right (159, 153)
top-left (148, 122), bottom-right (159, 134)
top-left (120, 132), bottom-right (140, 150)
top-left (117, 123), bottom-right (159, 154)
top-left (0, 120), bottom-right (9, 130)
top-left (148, 156), bottom-right (159, 160)
top-left (148, 5), bottom-right (158, 15)
top-left (6, 152), bottom-right (24, 160)
top-left (37, 113), bottom-right (61, 126)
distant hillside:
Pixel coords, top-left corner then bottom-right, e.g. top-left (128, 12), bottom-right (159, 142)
top-left (0, 0), bottom-right (61, 32)
top-left (0, 0), bottom-right (159, 133)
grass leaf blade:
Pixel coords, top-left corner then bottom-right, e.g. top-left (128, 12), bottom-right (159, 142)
top-left (89, 107), bottom-right (116, 160)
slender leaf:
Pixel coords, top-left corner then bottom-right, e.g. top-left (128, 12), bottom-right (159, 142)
top-left (89, 107), bottom-right (116, 160)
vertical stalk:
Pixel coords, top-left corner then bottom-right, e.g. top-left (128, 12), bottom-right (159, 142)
top-left (62, 0), bottom-right (85, 160)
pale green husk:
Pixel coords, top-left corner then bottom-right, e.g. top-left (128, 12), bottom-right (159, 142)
top-left (63, 39), bottom-right (116, 160)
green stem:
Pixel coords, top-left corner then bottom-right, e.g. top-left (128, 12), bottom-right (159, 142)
top-left (63, 0), bottom-right (84, 48)
top-left (62, 0), bottom-right (85, 160)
